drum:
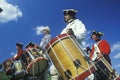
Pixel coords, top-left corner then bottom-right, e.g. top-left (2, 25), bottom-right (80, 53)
top-left (21, 47), bottom-right (48, 76)
top-left (115, 77), bottom-right (120, 80)
top-left (2, 58), bottom-right (13, 75)
top-left (94, 56), bottom-right (120, 80)
top-left (11, 59), bottom-right (27, 79)
top-left (46, 34), bottom-right (96, 80)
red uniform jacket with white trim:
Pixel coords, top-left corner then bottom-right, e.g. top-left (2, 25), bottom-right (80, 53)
top-left (90, 40), bottom-right (111, 64)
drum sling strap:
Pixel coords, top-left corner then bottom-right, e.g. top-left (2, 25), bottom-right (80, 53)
top-left (92, 41), bottom-right (101, 61)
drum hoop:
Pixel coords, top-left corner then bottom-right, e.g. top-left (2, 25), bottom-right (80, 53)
top-left (27, 57), bottom-right (45, 70)
top-left (46, 33), bottom-right (71, 52)
top-left (75, 65), bottom-right (96, 80)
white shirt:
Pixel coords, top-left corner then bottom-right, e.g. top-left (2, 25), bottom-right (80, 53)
top-left (61, 19), bottom-right (87, 45)
top-left (40, 34), bottom-right (51, 49)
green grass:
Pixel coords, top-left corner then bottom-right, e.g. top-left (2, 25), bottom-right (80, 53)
top-left (0, 72), bottom-right (11, 80)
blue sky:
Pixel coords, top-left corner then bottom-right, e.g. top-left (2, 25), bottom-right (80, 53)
top-left (0, 0), bottom-right (120, 74)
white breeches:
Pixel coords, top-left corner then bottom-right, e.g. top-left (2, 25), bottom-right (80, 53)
top-left (50, 65), bottom-right (59, 80)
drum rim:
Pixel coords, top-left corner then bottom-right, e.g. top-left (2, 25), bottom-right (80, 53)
top-left (75, 65), bottom-right (96, 80)
top-left (26, 57), bottom-right (48, 76)
top-left (45, 33), bottom-right (71, 51)
top-left (27, 57), bottom-right (47, 70)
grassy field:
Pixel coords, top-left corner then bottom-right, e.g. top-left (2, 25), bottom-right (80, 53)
top-left (0, 72), bottom-right (11, 80)
top-left (0, 72), bottom-right (52, 80)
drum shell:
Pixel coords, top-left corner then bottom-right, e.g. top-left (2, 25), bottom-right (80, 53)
top-left (21, 47), bottom-right (48, 76)
top-left (46, 34), bottom-right (96, 80)
top-left (26, 57), bottom-right (48, 76)
top-left (94, 57), bottom-right (117, 80)
top-left (115, 77), bottom-right (120, 80)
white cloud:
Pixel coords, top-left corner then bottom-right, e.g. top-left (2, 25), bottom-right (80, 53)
top-left (114, 52), bottom-right (120, 59)
top-left (0, 0), bottom-right (22, 23)
top-left (111, 42), bottom-right (120, 74)
top-left (111, 42), bottom-right (120, 59)
top-left (35, 26), bottom-right (50, 35)
top-left (114, 64), bottom-right (120, 68)
top-left (111, 42), bottom-right (120, 52)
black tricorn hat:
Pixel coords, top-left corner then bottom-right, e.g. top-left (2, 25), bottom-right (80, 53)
top-left (91, 30), bottom-right (104, 39)
top-left (26, 42), bottom-right (35, 48)
top-left (63, 9), bottom-right (78, 16)
top-left (16, 42), bottom-right (23, 48)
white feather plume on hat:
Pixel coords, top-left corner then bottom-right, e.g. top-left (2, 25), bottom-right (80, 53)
top-left (35, 26), bottom-right (50, 35)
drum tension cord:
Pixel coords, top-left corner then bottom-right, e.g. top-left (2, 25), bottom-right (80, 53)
top-left (64, 70), bottom-right (72, 80)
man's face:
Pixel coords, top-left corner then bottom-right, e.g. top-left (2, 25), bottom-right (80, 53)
top-left (91, 35), bottom-right (99, 41)
top-left (16, 46), bottom-right (21, 50)
top-left (64, 14), bottom-right (72, 23)
top-left (43, 30), bottom-right (48, 35)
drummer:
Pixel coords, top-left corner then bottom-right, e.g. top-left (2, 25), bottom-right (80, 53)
top-left (89, 30), bottom-right (111, 64)
top-left (14, 42), bottom-right (25, 60)
top-left (50, 9), bottom-right (87, 80)
top-left (40, 26), bottom-right (51, 50)
top-left (61, 8), bottom-right (87, 45)
top-left (39, 26), bottom-right (51, 80)
top-left (88, 30), bottom-right (111, 80)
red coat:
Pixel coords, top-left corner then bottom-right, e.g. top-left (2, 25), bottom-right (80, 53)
top-left (90, 40), bottom-right (111, 63)
top-left (14, 49), bottom-right (25, 60)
